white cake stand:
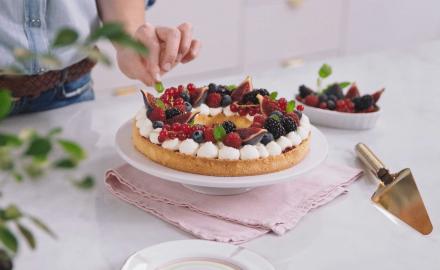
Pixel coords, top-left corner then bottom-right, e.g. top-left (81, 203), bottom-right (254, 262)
top-left (115, 120), bottom-right (328, 195)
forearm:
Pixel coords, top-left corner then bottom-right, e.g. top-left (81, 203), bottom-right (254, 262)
top-left (96, 0), bottom-right (145, 35)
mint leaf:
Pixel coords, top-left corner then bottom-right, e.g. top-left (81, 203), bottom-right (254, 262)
top-left (155, 99), bottom-right (166, 110)
top-left (53, 158), bottom-right (77, 169)
top-left (3, 205), bottom-right (22, 220)
top-left (213, 125), bottom-right (227, 142)
top-left (73, 175), bottom-right (95, 189)
top-left (28, 216), bottom-right (56, 239)
top-left (339, 81), bottom-right (351, 89)
top-left (58, 140), bottom-right (86, 161)
top-left (52, 28), bottom-right (79, 48)
top-left (25, 138), bottom-right (52, 159)
top-left (0, 225), bottom-right (18, 253)
top-left (154, 82), bottom-right (164, 93)
top-left (226, 85), bottom-right (237, 91)
top-left (286, 100), bottom-right (296, 113)
top-left (269, 91), bottom-right (278, 100)
top-left (0, 133), bottom-right (22, 147)
top-left (17, 223), bottom-right (36, 250)
top-left (0, 89), bottom-right (12, 120)
top-left (47, 127), bottom-right (62, 137)
top-left (318, 63), bottom-right (332, 79)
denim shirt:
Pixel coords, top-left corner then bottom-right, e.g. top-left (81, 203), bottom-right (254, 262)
top-left (0, 0), bottom-right (155, 75)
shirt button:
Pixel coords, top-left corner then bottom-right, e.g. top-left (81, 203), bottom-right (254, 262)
top-left (30, 18), bottom-right (41, 28)
top-left (38, 68), bottom-right (46, 73)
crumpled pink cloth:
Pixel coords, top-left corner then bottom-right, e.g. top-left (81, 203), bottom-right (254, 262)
top-left (105, 163), bottom-right (362, 244)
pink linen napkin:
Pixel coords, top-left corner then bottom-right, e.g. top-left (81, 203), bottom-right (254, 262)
top-left (105, 163), bottom-right (362, 244)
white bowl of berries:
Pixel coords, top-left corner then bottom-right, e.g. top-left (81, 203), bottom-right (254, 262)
top-left (295, 83), bottom-right (384, 130)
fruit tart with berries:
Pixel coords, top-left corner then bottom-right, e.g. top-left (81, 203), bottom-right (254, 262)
top-left (132, 77), bottom-right (312, 176)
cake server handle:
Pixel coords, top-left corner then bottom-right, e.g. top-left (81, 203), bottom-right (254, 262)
top-left (355, 143), bottom-right (393, 185)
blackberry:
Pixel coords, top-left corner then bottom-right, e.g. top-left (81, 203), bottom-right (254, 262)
top-left (241, 89), bottom-right (270, 104)
top-left (260, 133), bottom-right (274, 145)
top-left (208, 83), bottom-right (217, 93)
top-left (222, 121), bottom-right (236, 134)
top-left (325, 84), bottom-right (344, 99)
top-left (153, 121), bottom-right (164, 129)
top-left (264, 118), bottom-right (286, 139)
top-left (354, 95), bottom-right (373, 111)
top-left (281, 116), bottom-right (297, 133)
top-left (327, 100), bottom-right (336, 110)
top-left (299, 85), bottom-right (314, 98)
top-left (165, 107), bottom-right (181, 119)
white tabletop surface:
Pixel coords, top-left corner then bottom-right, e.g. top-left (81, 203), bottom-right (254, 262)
top-left (2, 41), bottom-right (440, 270)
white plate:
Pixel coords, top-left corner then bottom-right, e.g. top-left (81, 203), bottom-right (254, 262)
top-left (298, 101), bottom-right (381, 130)
top-left (115, 120), bottom-right (327, 194)
top-left (121, 240), bottom-right (274, 270)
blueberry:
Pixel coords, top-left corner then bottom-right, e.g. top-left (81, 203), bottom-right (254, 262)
top-left (184, 101), bottom-right (192, 112)
top-left (217, 86), bottom-right (229, 95)
top-left (153, 121), bottom-right (164, 129)
top-left (328, 95), bottom-right (338, 102)
top-left (192, 130), bottom-right (204, 143)
top-left (180, 91), bottom-right (190, 102)
top-left (208, 83), bottom-right (217, 93)
top-left (325, 84), bottom-right (344, 99)
top-left (327, 100), bottom-right (336, 110)
top-left (270, 110), bottom-right (283, 118)
top-left (260, 133), bottom-right (274, 145)
top-left (220, 95), bottom-right (232, 107)
top-left (318, 94), bottom-right (328, 103)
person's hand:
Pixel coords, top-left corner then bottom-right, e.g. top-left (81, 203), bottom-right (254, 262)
top-left (116, 22), bottom-right (201, 86)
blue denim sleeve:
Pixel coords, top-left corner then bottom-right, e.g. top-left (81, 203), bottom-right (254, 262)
top-left (146, 0), bottom-right (156, 8)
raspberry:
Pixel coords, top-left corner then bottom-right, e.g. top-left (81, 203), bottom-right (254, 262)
top-left (264, 117), bottom-right (285, 139)
top-left (280, 116), bottom-right (297, 133)
top-left (181, 124), bottom-right (191, 135)
top-left (204, 127), bottom-right (216, 142)
top-left (336, 100), bottom-right (347, 112)
top-left (187, 83), bottom-right (196, 92)
top-left (223, 132), bottom-right (242, 149)
top-left (174, 104), bottom-right (186, 113)
top-left (206, 93), bottom-right (222, 108)
top-left (165, 108), bottom-right (181, 119)
top-left (147, 107), bottom-right (165, 121)
top-left (158, 130), bottom-right (168, 143)
top-left (230, 103), bottom-right (239, 112)
top-left (177, 132), bottom-right (187, 141)
top-left (174, 98), bottom-right (184, 106)
top-left (278, 98), bottom-right (287, 111)
top-left (319, 102), bottom-right (327, 109)
top-left (296, 104), bottom-right (304, 111)
top-left (304, 95), bottom-right (319, 107)
top-left (172, 123), bottom-right (182, 132)
top-left (222, 121), bottom-right (236, 134)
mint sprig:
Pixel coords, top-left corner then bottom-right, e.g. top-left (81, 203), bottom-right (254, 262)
top-left (213, 125), bottom-right (226, 142)
top-left (154, 82), bottom-right (164, 93)
top-left (286, 100), bottom-right (296, 113)
top-left (269, 91), bottom-right (278, 100)
top-left (155, 99), bottom-right (166, 110)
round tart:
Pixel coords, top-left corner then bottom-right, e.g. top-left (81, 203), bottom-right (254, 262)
top-left (132, 77), bottom-right (311, 176)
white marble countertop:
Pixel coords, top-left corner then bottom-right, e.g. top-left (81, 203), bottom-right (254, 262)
top-left (2, 41), bottom-right (440, 270)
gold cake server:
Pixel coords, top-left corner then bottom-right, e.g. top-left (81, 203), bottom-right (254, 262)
top-left (355, 143), bottom-right (433, 235)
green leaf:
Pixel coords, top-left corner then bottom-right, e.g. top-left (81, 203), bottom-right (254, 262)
top-left (0, 134), bottom-right (22, 147)
top-left (88, 22), bottom-right (125, 42)
top-left (28, 216), bottom-right (56, 239)
top-left (286, 100), bottom-right (296, 113)
top-left (3, 205), bottom-right (21, 220)
top-left (47, 127), bottom-right (62, 137)
top-left (269, 91), bottom-right (278, 100)
top-left (226, 85), bottom-right (237, 91)
top-left (53, 158), bottom-right (77, 169)
top-left (0, 225), bottom-right (18, 253)
top-left (73, 175), bottom-right (95, 189)
top-left (155, 99), bottom-right (166, 110)
top-left (12, 171), bottom-right (23, 182)
top-left (339, 81), bottom-right (351, 89)
top-left (318, 63), bottom-right (332, 79)
top-left (16, 223), bottom-right (35, 250)
top-left (154, 82), bottom-right (164, 93)
top-left (213, 125), bottom-right (226, 142)
top-left (52, 28), bottom-right (79, 48)
top-left (24, 162), bottom-right (44, 178)
top-left (57, 140), bottom-right (86, 161)
top-left (0, 90), bottom-right (12, 120)
top-left (24, 138), bottom-right (51, 159)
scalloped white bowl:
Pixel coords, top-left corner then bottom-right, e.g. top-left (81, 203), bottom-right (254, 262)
top-left (299, 102), bottom-right (382, 130)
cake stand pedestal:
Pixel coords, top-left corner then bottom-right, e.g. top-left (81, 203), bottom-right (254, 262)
top-left (182, 184), bottom-right (253, 195)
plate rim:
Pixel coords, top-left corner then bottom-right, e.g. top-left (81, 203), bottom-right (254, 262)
top-left (115, 119), bottom-right (328, 188)
top-left (121, 239), bottom-right (274, 270)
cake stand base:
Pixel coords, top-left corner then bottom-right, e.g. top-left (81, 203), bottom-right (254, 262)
top-left (182, 184), bottom-right (253, 195)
